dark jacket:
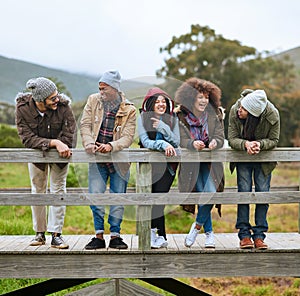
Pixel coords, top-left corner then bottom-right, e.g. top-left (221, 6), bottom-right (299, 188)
top-left (15, 92), bottom-right (77, 170)
top-left (176, 105), bottom-right (225, 216)
top-left (228, 97), bottom-right (280, 176)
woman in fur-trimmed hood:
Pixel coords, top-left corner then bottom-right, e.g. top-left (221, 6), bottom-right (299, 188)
top-left (138, 87), bottom-right (180, 249)
top-left (174, 77), bottom-right (225, 249)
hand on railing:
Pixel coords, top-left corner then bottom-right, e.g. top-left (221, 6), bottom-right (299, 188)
top-left (245, 141), bottom-right (261, 155)
top-left (50, 139), bottom-right (72, 158)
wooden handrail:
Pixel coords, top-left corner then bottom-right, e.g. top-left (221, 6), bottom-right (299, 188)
top-left (1, 147), bottom-right (300, 163)
top-left (0, 147), bottom-right (299, 250)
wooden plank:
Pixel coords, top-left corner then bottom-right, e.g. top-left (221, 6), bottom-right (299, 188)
top-left (130, 234), bottom-right (139, 251)
top-left (0, 235), bottom-right (22, 251)
top-left (1, 185), bottom-right (298, 194)
top-left (67, 279), bottom-right (162, 296)
top-left (213, 233), bottom-right (239, 250)
top-left (172, 234), bottom-right (193, 251)
top-left (0, 251), bottom-right (299, 278)
top-left (66, 279), bottom-right (115, 296)
top-left (136, 162), bottom-right (152, 251)
top-left (1, 191), bottom-right (300, 206)
top-left (118, 279), bottom-right (163, 296)
top-left (71, 235), bottom-right (94, 251)
top-left (1, 148), bottom-right (300, 164)
top-left (165, 234), bottom-right (179, 251)
top-left (266, 233), bottom-right (300, 250)
top-left (0, 234), bottom-right (299, 278)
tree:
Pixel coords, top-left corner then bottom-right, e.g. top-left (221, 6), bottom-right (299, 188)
top-left (157, 24), bottom-right (297, 145)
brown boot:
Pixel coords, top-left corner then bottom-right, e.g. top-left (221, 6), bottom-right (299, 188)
top-left (254, 238), bottom-right (268, 250)
top-left (240, 237), bottom-right (254, 249)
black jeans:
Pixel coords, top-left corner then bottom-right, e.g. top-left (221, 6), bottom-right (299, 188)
top-left (151, 163), bottom-right (176, 239)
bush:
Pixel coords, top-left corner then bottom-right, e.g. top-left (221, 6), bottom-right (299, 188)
top-left (0, 124), bottom-right (23, 148)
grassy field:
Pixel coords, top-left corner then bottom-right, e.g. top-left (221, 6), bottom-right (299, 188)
top-left (0, 161), bottom-right (299, 295)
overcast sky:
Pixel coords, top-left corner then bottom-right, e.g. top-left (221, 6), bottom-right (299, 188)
top-left (1, 0), bottom-right (299, 81)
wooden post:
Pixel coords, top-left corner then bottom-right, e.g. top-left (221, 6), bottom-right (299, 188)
top-left (135, 162), bottom-right (152, 250)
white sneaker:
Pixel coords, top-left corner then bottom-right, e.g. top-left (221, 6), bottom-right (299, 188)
top-left (205, 231), bottom-right (215, 248)
top-left (185, 222), bottom-right (200, 247)
top-left (152, 236), bottom-right (168, 248)
top-left (151, 228), bottom-right (157, 248)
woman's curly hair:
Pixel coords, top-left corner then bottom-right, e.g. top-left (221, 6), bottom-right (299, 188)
top-left (174, 77), bottom-right (222, 113)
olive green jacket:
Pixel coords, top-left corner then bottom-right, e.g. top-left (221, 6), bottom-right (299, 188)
top-left (228, 98), bottom-right (280, 176)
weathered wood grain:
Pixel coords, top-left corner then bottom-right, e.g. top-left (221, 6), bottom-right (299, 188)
top-left (1, 148), bottom-right (300, 163)
top-left (0, 233), bottom-right (299, 278)
top-left (0, 191), bottom-right (299, 205)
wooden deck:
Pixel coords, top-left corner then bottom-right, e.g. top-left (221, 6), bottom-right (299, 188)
top-left (1, 233), bottom-right (299, 279)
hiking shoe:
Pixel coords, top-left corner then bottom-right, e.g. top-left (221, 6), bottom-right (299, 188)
top-left (29, 232), bottom-right (46, 246)
top-left (240, 237), bottom-right (254, 249)
top-left (151, 228), bottom-right (157, 248)
top-left (85, 237), bottom-right (106, 250)
top-left (51, 233), bottom-right (69, 249)
top-left (185, 222), bottom-right (200, 247)
top-left (205, 231), bottom-right (215, 248)
top-left (152, 236), bottom-right (168, 249)
top-left (254, 238), bottom-right (268, 250)
top-left (108, 237), bottom-right (128, 249)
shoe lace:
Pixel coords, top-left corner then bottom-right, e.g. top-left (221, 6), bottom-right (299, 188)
top-left (53, 235), bottom-right (65, 244)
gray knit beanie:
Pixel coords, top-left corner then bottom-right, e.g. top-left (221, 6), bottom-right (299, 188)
top-left (98, 70), bottom-right (121, 92)
top-left (241, 89), bottom-right (267, 117)
top-left (26, 77), bottom-right (57, 102)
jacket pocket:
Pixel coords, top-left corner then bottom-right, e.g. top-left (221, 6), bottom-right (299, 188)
top-left (28, 123), bottom-right (38, 134)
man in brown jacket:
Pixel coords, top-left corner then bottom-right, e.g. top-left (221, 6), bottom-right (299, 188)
top-left (15, 77), bottom-right (77, 248)
top-left (80, 70), bottom-right (136, 250)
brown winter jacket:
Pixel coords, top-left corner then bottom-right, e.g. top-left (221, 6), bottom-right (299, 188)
top-left (15, 92), bottom-right (77, 170)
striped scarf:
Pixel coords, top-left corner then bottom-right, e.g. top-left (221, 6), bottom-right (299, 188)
top-left (96, 98), bottom-right (121, 173)
top-left (185, 111), bottom-right (209, 145)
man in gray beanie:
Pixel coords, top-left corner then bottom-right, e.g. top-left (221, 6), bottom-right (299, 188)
top-left (80, 70), bottom-right (136, 250)
top-left (228, 89), bottom-right (280, 250)
top-left (15, 77), bottom-right (77, 248)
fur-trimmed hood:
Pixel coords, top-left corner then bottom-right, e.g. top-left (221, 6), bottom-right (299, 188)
top-left (15, 92), bottom-right (72, 107)
top-left (141, 87), bottom-right (174, 113)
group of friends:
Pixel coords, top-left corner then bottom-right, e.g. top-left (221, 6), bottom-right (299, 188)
top-left (15, 70), bottom-right (280, 250)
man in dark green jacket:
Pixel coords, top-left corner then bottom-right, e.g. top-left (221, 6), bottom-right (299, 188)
top-left (228, 89), bottom-right (280, 250)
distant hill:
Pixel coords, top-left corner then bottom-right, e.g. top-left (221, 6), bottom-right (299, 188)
top-left (274, 46), bottom-right (300, 70)
top-left (1, 46), bottom-right (299, 105)
top-left (0, 55), bottom-right (152, 105)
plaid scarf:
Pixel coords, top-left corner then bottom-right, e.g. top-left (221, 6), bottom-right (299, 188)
top-left (185, 111), bottom-right (209, 144)
top-left (97, 98), bottom-right (121, 173)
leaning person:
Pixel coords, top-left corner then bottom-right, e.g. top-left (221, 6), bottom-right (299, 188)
top-left (174, 77), bottom-right (225, 248)
top-left (228, 89), bottom-right (280, 250)
top-left (15, 77), bottom-right (77, 248)
top-left (138, 87), bottom-right (180, 248)
top-left (80, 70), bottom-right (136, 249)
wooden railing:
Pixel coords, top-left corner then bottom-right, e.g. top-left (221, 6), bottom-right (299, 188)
top-left (1, 148), bottom-right (300, 251)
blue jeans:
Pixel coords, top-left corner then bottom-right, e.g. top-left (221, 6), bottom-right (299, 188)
top-left (236, 163), bottom-right (271, 240)
top-left (88, 163), bottom-right (129, 237)
top-left (195, 163), bottom-right (216, 233)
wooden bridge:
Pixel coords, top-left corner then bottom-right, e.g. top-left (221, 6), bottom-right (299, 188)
top-left (0, 148), bottom-right (300, 295)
